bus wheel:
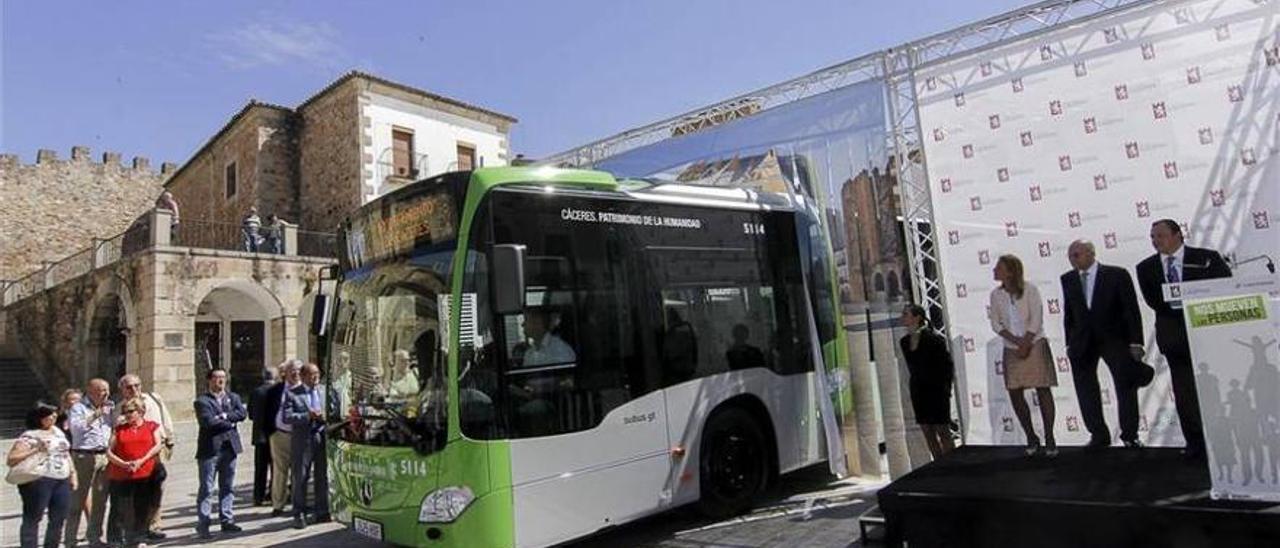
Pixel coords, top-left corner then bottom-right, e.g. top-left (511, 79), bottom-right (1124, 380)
top-left (697, 407), bottom-right (768, 519)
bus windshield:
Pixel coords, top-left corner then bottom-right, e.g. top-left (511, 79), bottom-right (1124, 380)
top-left (328, 248), bottom-right (452, 448)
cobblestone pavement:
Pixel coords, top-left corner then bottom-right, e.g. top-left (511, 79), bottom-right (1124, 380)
top-left (2, 423), bottom-right (882, 547)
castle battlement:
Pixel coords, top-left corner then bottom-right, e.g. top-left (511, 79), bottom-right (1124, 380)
top-left (0, 146), bottom-right (176, 175)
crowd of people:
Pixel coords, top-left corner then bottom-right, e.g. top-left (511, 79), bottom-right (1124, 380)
top-left (900, 218), bottom-right (1233, 461)
top-left (6, 361), bottom-right (334, 548)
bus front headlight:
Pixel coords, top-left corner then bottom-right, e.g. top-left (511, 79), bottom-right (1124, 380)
top-left (419, 486), bottom-right (475, 523)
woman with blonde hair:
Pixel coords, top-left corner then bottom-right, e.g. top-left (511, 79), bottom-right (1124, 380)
top-left (106, 397), bottom-right (164, 548)
top-left (989, 254), bottom-right (1058, 457)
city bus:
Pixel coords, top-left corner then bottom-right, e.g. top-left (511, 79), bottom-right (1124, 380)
top-left (322, 166), bottom-right (847, 547)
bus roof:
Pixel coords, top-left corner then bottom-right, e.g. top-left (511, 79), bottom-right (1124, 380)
top-left (470, 166), bottom-right (618, 192)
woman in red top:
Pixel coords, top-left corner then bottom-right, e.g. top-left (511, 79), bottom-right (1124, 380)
top-left (106, 397), bottom-right (164, 548)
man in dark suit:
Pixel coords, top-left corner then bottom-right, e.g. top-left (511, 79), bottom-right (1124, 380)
top-left (1061, 240), bottom-right (1146, 449)
top-left (1135, 219), bottom-right (1232, 458)
top-left (247, 365), bottom-right (278, 506)
top-left (285, 363), bottom-right (332, 529)
top-left (193, 368), bottom-right (248, 538)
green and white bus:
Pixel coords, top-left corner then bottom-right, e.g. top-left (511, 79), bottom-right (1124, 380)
top-left (322, 166), bottom-right (846, 547)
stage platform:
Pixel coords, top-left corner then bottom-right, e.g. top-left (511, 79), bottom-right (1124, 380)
top-left (875, 445), bottom-right (1280, 547)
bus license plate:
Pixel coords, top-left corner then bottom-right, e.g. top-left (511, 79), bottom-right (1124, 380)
top-left (353, 517), bottom-right (383, 541)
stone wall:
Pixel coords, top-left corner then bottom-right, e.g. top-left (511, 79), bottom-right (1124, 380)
top-left (0, 148), bottom-right (172, 280)
top-left (298, 79), bottom-right (361, 233)
top-left (165, 105), bottom-right (299, 230)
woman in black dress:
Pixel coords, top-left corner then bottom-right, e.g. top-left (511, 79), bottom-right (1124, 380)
top-left (900, 304), bottom-right (956, 459)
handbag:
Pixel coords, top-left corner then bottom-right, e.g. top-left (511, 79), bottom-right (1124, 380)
top-left (4, 447), bottom-right (49, 486)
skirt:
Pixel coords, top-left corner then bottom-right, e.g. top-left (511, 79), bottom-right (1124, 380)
top-left (1003, 338), bottom-right (1058, 390)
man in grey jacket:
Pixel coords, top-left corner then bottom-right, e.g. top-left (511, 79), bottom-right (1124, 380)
top-left (284, 363), bottom-right (331, 529)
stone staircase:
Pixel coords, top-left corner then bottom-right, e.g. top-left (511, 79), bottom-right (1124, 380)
top-left (0, 357), bottom-right (54, 438)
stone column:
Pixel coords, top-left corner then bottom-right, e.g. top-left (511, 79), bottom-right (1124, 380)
top-left (151, 209), bottom-right (172, 246)
top-left (269, 315), bottom-right (298, 367)
top-left (135, 254), bottom-right (197, 421)
top-left (283, 222), bottom-right (298, 256)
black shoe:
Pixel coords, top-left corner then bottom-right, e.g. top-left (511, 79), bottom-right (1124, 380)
top-left (271, 508), bottom-right (285, 518)
top-left (221, 522), bottom-right (243, 533)
top-left (292, 515), bottom-right (308, 530)
top-left (312, 513), bottom-right (332, 523)
top-left (195, 527), bottom-right (214, 540)
top-left (1086, 436), bottom-right (1111, 449)
top-left (1122, 439), bottom-right (1144, 449)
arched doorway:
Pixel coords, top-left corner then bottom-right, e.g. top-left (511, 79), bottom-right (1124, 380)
top-left (195, 284), bottom-right (278, 400)
top-left (87, 296), bottom-right (128, 384)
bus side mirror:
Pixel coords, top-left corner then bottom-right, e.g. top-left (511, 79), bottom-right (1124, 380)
top-left (492, 244), bottom-right (526, 315)
top-left (311, 294), bottom-right (333, 338)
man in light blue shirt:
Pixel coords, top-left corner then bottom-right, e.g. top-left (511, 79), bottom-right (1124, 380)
top-left (64, 378), bottom-right (113, 548)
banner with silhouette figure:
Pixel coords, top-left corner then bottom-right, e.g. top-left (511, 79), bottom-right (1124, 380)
top-left (1185, 287), bottom-right (1280, 501)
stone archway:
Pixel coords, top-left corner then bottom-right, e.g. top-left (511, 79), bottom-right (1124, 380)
top-left (194, 282), bottom-right (283, 400)
top-left (86, 296), bottom-right (129, 384)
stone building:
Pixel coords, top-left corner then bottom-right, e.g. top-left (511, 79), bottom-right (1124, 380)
top-left (0, 71), bottom-right (516, 428)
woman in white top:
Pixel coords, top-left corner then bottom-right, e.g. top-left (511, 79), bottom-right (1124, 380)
top-left (988, 254), bottom-right (1059, 457)
top-left (7, 403), bottom-right (78, 548)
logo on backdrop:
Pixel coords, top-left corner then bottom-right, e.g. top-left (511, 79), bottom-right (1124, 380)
top-left (1187, 66), bottom-right (1202, 84)
top-left (1050, 100), bottom-right (1064, 115)
top-left (1041, 44), bottom-right (1054, 61)
top-left (1174, 7), bottom-right (1194, 24)
top-left (1067, 416), bottom-right (1081, 432)
top-left (1056, 357), bottom-right (1071, 372)
top-left (1215, 24), bottom-right (1231, 41)
top-left (926, 76), bottom-right (937, 90)
top-left (1021, 131), bottom-right (1034, 146)
top-left (1241, 147), bottom-right (1257, 166)
top-left (1006, 222), bottom-right (1019, 237)
top-left (1094, 174), bottom-right (1109, 190)
top-left (963, 144), bottom-right (975, 158)
top-left (1125, 142), bottom-right (1140, 159)
top-left (948, 230), bottom-right (961, 245)
top-left (1039, 241), bottom-right (1053, 258)
top-left (956, 283), bottom-right (969, 298)
top-left (990, 115), bottom-right (1001, 129)
top-left (941, 178), bottom-right (953, 193)
top-left (933, 128), bottom-right (945, 142)
top-left (1012, 78), bottom-right (1025, 93)
top-left (971, 393), bottom-right (984, 408)
top-left (1136, 201), bottom-right (1151, 218)
top-left (1115, 85), bottom-right (1129, 101)
top-left (955, 93), bottom-right (966, 107)
top-left (995, 360), bottom-right (1005, 376)
top-left (1141, 42), bottom-right (1156, 60)
top-left (1254, 211), bottom-right (1272, 230)
top-left (1047, 298), bottom-right (1061, 314)
top-left (979, 250), bottom-right (991, 264)
top-left (1199, 127), bottom-right (1214, 145)
top-left (1068, 211), bottom-right (1082, 227)
top-left (1266, 46), bottom-right (1278, 67)
top-left (981, 61), bottom-right (993, 76)
top-left (1059, 155), bottom-right (1073, 171)
top-left (963, 337), bottom-right (976, 353)
top-left (1002, 416), bottom-right (1014, 432)
top-left (1104, 27), bottom-right (1120, 43)
top-left (1164, 161), bottom-right (1180, 179)
top-left (1084, 117), bottom-right (1098, 134)
top-left (1152, 102), bottom-right (1168, 119)
top-left (970, 196), bottom-right (983, 211)
top-left (1228, 85), bottom-right (1244, 103)
top-left (1104, 232), bottom-right (1118, 249)
top-left (1211, 189), bottom-right (1227, 207)
top-left (1075, 61), bottom-right (1088, 77)
top-left (998, 167), bottom-right (1010, 182)
top-left (1102, 389), bottom-right (1112, 406)
top-left (1030, 185), bottom-right (1043, 202)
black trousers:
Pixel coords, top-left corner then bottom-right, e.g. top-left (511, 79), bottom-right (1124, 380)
top-left (18, 477), bottom-right (70, 548)
top-left (1157, 317), bottom-right (1205, 451)
top-left (1070, 340), bottom-right (1140, 442)
top-left (109, 479), bottom-right (157, 544)
top-left (253, 442), bottom-right (273, 504)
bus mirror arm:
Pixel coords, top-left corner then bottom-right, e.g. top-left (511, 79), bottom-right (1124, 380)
top-left (492, 244), bottom-right (527, 315)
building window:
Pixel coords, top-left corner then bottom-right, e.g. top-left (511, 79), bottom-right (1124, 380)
top-left (456, 143), bottom-right (476, 171)
top-left (392, 128), bottom-right (415, 178)
top-left (225, 162), bottom-right (238, 199)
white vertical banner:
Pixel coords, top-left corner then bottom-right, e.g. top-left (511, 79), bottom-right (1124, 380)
top-left (1182, 281), bottom-right (1280, 501)
top-left (916, 0), bottom-right (1279, 445)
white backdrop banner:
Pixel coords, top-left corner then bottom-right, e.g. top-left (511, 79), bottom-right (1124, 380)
top-left (917, 0), bottom-right (1279, 446)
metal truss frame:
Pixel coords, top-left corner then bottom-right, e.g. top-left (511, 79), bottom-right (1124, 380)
top-left (542, 0), bottom-right (1159, 331)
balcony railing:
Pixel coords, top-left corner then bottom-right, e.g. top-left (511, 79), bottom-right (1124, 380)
top-left (1, 208), bottom-right (337, 307)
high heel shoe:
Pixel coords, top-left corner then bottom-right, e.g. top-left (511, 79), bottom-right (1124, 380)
top-left (1024, 434), bottom-right (1041, 456)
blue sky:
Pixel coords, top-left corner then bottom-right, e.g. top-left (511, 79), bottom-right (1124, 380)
top-left (1, 0), bottom-right (1031, 165)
